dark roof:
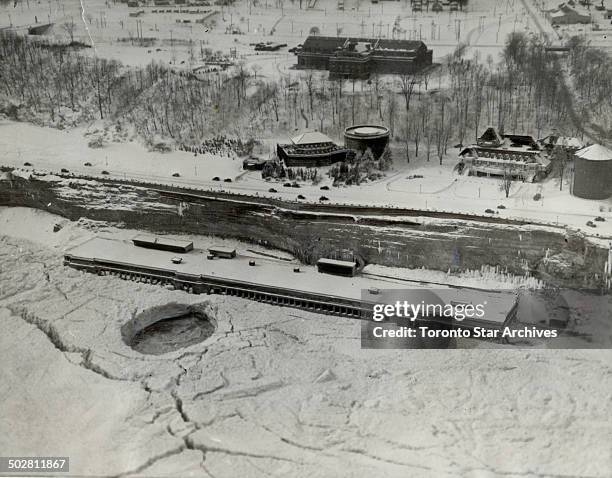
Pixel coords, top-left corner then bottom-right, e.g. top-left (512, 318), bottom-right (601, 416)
top-left (302, 36), bottom-right (346, 53)
top-left (301, 36), bottom-right (427, 54)
top-left (376, 39), bottom-right (426, 51)
top-left (502, 134), bottom-right (539, 149)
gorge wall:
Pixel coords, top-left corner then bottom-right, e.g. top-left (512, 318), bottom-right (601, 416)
top-left (1, 171), bottom-right (609, 288)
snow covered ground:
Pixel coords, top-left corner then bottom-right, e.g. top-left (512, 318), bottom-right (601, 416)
top-left (0, 0), bottom-right (538, 71)
top-left (1, 207), bottom-right (612, 477)
top-left (2, 119), bottom-right (612, 237)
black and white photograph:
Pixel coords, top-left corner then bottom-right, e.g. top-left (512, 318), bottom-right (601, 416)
top-left (0, 0), bottom-right (611, 476)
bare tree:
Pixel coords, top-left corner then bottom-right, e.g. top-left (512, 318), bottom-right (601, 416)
top-left (62, 18), bottom-right (76, 43)
top-left (499, 167), bottom-right (513, 198)
top-left (398, 74), bottom-right (417, 112)
top-left (554, 147), bottom-right (571, 191)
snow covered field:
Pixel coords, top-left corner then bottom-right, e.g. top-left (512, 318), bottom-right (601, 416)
top-left (0, 0), bottom-right (542, 72)
top-left (1, 207), bottom-right (612, 477)
top-left (2, 119), bottom-right (612, 236)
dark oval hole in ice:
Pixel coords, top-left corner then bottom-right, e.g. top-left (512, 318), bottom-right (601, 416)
top-left (122, 303), bottom-right (216, 355)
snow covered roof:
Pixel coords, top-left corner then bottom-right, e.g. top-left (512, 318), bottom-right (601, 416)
top-left (290, 131), bottom-right (334, 145)
top-left (317, 258), bottom-right (357, 267)
top-left (133, 234), bottom-right (194, 249)
top-left (556, 136), bottom-right (583, 148)
top-left (575, 144), bottom-right (612, 161)
top-left (477, 127), bottom-right (503, 147)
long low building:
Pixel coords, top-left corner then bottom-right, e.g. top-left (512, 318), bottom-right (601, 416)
top-left (63, 236), bottom-right (517, 331)
top-left (132, 234), bottom-right (193, 253)
top-left (297, 36), bottom-right (433, 79)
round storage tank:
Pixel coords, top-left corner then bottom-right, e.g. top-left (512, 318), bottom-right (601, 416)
top-left (572, 144), bottom-right (612, 200)
top-left (344, 125), bottom-right (390, 159)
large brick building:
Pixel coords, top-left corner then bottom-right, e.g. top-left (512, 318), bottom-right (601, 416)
top-left (297, 36), bottom-right (433, 79)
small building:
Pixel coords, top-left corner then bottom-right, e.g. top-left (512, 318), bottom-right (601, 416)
top-left (572, 144), bottom-right (612, 199)
top-left (316, 258), bottom-right (358, 277)
top-left (277, 131), bottom-right (349, 167)
top-left (547, 4), bottom-right (591, 24)
top-left (242, 157), bottom-right (269, 171)
top-left (344, 125), bottom-right (390, 159)
top-left (459, 127), bottom-right (551, 182)
top-left (27, 23), bottom-right (53, 35)
top-left (208, 246), bottom-right (237, 258)
top-left (132, 234), bottom-right (194, 253)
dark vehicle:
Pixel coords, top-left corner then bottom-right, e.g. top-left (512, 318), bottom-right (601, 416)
top-left (223, 178), bottom-right (232, 182)
top-left (268, 188), bottom-right (278, 193)
top-left (101, 170), bottom-right (110, 175)
top-left (485, 208), bottom-right (495, 214)
top-left (61, 168), bottom-right (69, 173)
top-left (212, 176), bottom-right (220, 181)
top-left (595, 216), bottom-right (606, 222)
top-left (84, 162), bottom-right (92, 166)
top-left (320, 185), bottom-right (330, 190)
top-left (586, 220), bottom-right (597, 228)
top-left (172, 172), bottom-right (181, 177)
top-left (23, 162), bottom-right (32, 166)
top-left (319, 196), bottom-right (329, 201)
top-left (297, 194), bottom-right (306, 200)
top-left (497, 205), bottom-right (506, 209)
top-left (283, 182), bottom-right (292, 187)
top-left (291, 182), bottom-right (300, 188)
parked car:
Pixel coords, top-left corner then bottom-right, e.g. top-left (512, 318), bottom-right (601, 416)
top-left (594, 216), bottom-right (606, 222)
top-left (320, 185), bottom-right (330, 190)
top-left (497, 205), bottom-right (506, 209)
top-left (485, 208), bottom-right (495, 214)
top-left (297, 194), bottom-right (306, 200)
top-left (283, 182), bottom-right (292, 187)
top-left (319, 196), bottom-right (329, 201)
top-left (101, 170), bottom-right (110, 175)
top-left (586, 220), bottom-right (596, 228)
top-left (61, 168), bottom-right (69, 173)
top-left (212, 176), bottom-right (220, 181)
top-left (223, 178), bottom-right (232, 182)
top-left (268, 188), bottom-right (278, 193)
top-left (291, 182), bottom-right (300, 188)
top-left (172, 172), bottom-right (181, 177)
top-left (84, 162), bottom-right (92, 166)
top-left (171, 257), bottom-right (183, 264)
top-left (23, 162), bottom-right (32, 166)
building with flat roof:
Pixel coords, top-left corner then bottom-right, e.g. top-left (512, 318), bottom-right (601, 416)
top-left (297, 36), bottom-right (433, 79)
top-left (316, 258), bottom-right (359, 277)
top-left (344, 125), bottom-right (390, 159)
top-left (132, 234), bottom-right (193, 253)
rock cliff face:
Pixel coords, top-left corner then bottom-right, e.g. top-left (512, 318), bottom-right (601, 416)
top-left (0, 172), bottom-right (608, 288)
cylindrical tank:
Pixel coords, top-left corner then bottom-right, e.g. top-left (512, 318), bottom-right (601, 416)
top-left (572, 144), bottom-right (612, 200)
top-left (344, 125), bottom-right (390, 159)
